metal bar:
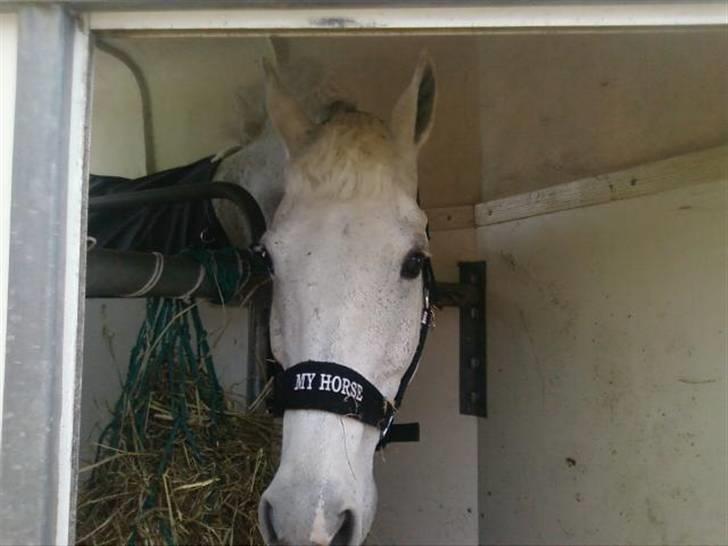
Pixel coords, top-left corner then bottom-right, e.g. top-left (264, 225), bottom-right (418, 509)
top-left (0, 12), bottom-right (18, 455)
top-left (85, 248), bottom-right (270, 300)
top-left (0, 6), bottom-right (88, 545)
top-left (89, 181), bottom-right (269, 404)
top-left (458, 261), bottom-right (487, 418)
top-left (85, 247), bottom-right (479, 308)
top-left (95, 39), bottom-right (156, 174)
top-left (89, 181), bottom-right (266, 246)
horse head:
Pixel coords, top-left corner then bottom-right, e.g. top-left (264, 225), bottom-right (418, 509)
top-left (258, 55), bottom-right (436, 546)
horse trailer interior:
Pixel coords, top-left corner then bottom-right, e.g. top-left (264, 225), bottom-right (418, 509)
top-left (1, 3), bottom-right (727, 545)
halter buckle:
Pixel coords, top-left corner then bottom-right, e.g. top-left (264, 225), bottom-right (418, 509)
top-left (422, 291), bottom-right (431, 325)
top-left (380, 414), bottom-right (396, 444)
top-left (251, 243), bottom-right (274, 275)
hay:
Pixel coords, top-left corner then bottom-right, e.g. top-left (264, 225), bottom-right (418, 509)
top-left (76, 393), bottom-right (279, 546)
top-left (75, 295), bottom-right (280, 546)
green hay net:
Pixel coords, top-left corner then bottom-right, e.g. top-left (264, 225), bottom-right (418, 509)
top-left (76, 249), bottom-right (278, 546)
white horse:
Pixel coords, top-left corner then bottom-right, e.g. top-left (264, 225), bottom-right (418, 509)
top-left (216, 54), bottom-right (436, 546)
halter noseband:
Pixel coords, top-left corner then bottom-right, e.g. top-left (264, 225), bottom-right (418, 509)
top-left (257, 244), bottom-right (436, 449)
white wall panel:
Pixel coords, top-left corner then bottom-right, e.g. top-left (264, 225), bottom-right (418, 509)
top-left (0, 11), bottom-right (17, 455)
top-left (478, 180), bottom-right (728, 545)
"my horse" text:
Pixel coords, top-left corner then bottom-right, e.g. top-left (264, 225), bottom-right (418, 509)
top-left (293, 372), bottom-right (364, 402)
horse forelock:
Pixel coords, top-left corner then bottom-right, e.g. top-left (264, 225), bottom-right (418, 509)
top-left (284, 111), bottom-right (415, 204)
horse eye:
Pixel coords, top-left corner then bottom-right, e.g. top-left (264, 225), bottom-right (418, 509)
top-left (401, 251), bottom-right (426, 280)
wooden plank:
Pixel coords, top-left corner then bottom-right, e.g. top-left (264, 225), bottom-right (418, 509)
top-left (425, 204), bottom-right (474, 231)
top-left (475, 144), bottom-right (728, 226)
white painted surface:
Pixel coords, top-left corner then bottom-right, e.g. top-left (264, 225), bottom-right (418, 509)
top-left (57, 21), bottom-right (91, 545)
top-left (91, 37), bottom-right (274, 173)
top-left (0, 12), bottom-right (17, 460)
top-left (88, 3), bottom-right (728, 32)
top-left (81, 299), bottom-right (145, 459)
top-left (474, 29), bottom-right (727, 545)
top-left (477, 180), bottom-right (728, 545)
top-left (475, 30), bottom-right (728, 201)
top-left (89, 47), bottom-right (147, 178)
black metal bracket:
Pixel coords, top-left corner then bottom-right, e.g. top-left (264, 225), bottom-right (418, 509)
top-left (455, 262), bottom-right (487, 417)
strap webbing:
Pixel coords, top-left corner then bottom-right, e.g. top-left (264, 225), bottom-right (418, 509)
top-left (272, 361), bottom-right (395, 429)
top-left (393, 258), bottom-right (435, 409)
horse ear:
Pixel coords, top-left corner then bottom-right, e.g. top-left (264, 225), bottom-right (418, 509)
top-left (390, 53), bottom-right (437, 151)
top-left (263, 59), bottom-right (316, 157)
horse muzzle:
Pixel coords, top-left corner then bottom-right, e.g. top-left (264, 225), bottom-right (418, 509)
top-left (259, 488), bottom-right (360, 546)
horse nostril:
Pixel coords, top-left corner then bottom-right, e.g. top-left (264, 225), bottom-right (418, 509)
top-left (260, 494), bottom-right (356, 546)
top-left (259, 498), bottom-right (278, 544)
top-left (331, 509), bottom-right (356, 546)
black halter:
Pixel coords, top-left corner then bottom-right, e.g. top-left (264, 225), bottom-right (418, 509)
top-left (257, 244), bottom-right (436, 449)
